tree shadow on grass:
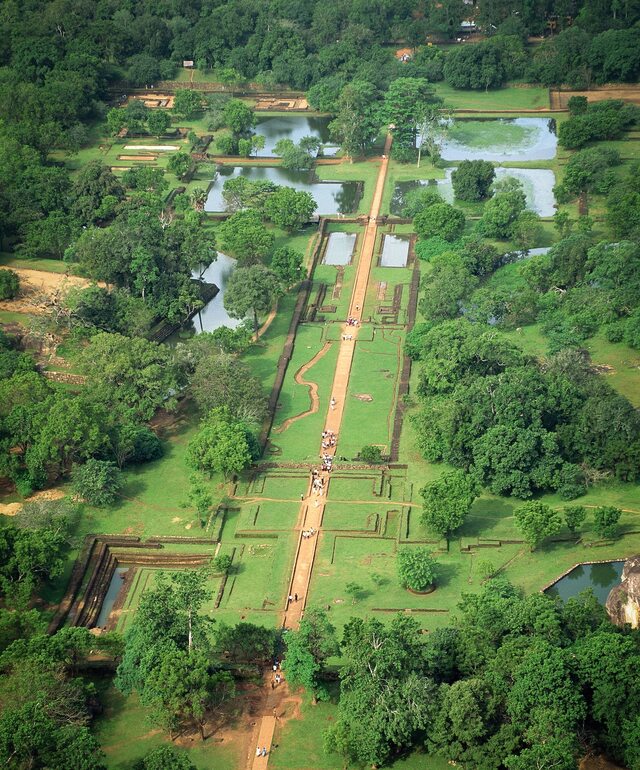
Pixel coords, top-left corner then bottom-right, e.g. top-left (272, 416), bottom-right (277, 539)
top-left (461, 497), bottom-right (516, 539)
top-left (433, 560), bottom-right (459, 590)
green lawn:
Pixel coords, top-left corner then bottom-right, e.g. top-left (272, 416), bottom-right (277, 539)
top-left (339, 327), bottom-right (405, 458)
top-left (433, 83), bottom-right (550, 112)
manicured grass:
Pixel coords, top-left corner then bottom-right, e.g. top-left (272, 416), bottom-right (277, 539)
top-left (339, 327), bottom-right (405, 458)
top-left (433, 83), bottom-right (550, 112)
top-left (268, 324), bottom-right (340, 462)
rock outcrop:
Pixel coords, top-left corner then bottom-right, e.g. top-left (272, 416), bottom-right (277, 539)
top-left (606, 555), bottom-right (640, 628)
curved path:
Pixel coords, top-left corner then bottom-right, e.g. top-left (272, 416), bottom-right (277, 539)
top-left (273, 342), bottom-right (332, 433)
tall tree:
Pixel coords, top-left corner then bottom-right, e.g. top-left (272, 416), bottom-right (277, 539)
top-left (224, 264), bottom-right (282, 335)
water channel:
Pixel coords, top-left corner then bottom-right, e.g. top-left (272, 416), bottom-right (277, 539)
top-left (544, 561), bottom-right (624, 605)
top-left (253, 115), bottom-right (338, 157)
top-left (95, 566), bottom-right (129, 628)
top-left (205, 166), bottom-right (361, 215)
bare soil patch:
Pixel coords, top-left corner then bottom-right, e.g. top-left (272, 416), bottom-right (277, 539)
top-left (354, 393), bottom-right (373, 402)
top-left (0, 268), bottom-right (93, 315)
top-left (550, 85), bottom-right (640, 109)
top-left (0, 488), bottom-right (64, 517)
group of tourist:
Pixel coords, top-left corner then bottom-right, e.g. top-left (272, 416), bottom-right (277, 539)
top-left (312, 475), bottom-right (324, 495)
top-left (302, 528), bottom-right (316, 538)
top-left (321, 453), bottom-right (333, 472)
top-left (321, 430), bottom-right (337, 450)
top-left (346, 316), bottom-right (359, 326)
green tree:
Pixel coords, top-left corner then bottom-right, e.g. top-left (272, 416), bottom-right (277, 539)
top-left (146, 110), bottom-right (171, 136)
top-left (224, 264), bottom-right (282, 336)
top-left (191, 353), bottom-right (267, 422)
top-left (0, 269), bottom-right (19, 300)
top-left (328, 80), bottom-right (381, 160)
top-left (478, 182), bottom-right (527, 239)
top-left (451, 160), bottom-right (495, 202)
top-left (418, 252), bottom-right (478, 321)
top-left (263, 187), bottom-right (316, 230)
top-left (222, 100), bottom-right (254, 134)
top-left (214, 622), bottom-right (275, 664)
top-left (414, 202), bottom-right (465, 242)
top-left (593, 505), bottom-right (622, 539)
top-left (382, 77), bottom-right (438, 157)
top-left (80, 333), bottom-right (180, 421)
top-left (564, 505), bottom-right (587, 534)
top-left (134, 746), bottom-right (196, 770)
top-left (186, 408), bottom-right (256, 479)
top-left (274, 137), bottom-right (320, 170)
top-left (284, 608), bottom-right (339, 703)
top-left (420, 470), bottom-right (478, 542)
top-left (187, 473), bottom-right (213, 526)
top-left (270, 246), bottom-right (304, 287)
top-left (71, 460), bottom-right (122, 506)
top-left (172, 90), bottom-right (202, 118)
top-left (219, 209), bottom-right (275, 263)
top-left (168, 151), bottom-right (193, 180)
top-left (360, 445), bottom-right (383, 463)
top-left (514, 501), bottom-right (562, 551)
top-left (397, 547), bottom-right (438, 591)
top-left (444, 43), bottom-right (507, 90)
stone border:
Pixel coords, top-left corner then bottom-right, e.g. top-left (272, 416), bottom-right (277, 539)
top-left (539, 558), bottom-right (628, 593)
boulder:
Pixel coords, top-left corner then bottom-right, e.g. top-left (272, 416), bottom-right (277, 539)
top-left (606, 555), bottom-right (640, 628)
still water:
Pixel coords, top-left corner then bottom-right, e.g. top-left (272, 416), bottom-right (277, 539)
top-left (380, 234), bottom-right (410, 267)
top-left (190, 252), bottom-right (240, 333)
top-left (545, 561), bottom-right (624, 605)
top-left (95, 566), bottom-right (129, 628)
top-left (391, 167), bottom-right (556, 217)
top-left (253, 115), bottom-right (338, 157)
top-left (441, 118), bottom-right (558, 162)
top-left (324, 232), bottom-right (357, 265)
top-left (205, 166), bottom-right (361, 215)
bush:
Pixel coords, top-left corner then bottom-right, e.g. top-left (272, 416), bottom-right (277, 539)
top-left (130, 427), bottom-right (163, 463)
top-left (212, 554), bottom-right (232, 575)
top-left (414, 236), bottom-right (457, 262)
top-left (397, 547), bottom-right (437, 591)
top-left (451, 160), bottom-right (495, 202)
top-left (72, 459), bottom-right (122, 507)
top-left (0, 269), bottom-right (20, 300)
top-left (593, 506), bottom-right (622, 539)
top-left (360, 445), bottom-right (383, 464)
top-left (414, 202), bottom-right (465, 242)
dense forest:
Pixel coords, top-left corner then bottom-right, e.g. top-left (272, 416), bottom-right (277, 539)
top-left (2, 1), bottom-right (640, 769)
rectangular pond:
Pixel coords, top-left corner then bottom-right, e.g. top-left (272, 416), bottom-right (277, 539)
top-left (323, 232), bottom-right (357, 265)
top-left (544, 561), bottom-right (624, 605)
top-left (440, 118), bottom-right (557, 162)
top-left (391, 167), bottom-right (556, 217)
top-left (380, 234), bottom-right (410, 267)
top-left (95, 566), bottom-right (129, 628)
top-left (254, 115), bottom-right (338, 157)
top-left (205, 166), bottom-right (362, 215)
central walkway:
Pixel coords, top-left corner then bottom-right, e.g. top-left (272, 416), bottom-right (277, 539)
top-left (248, 135), bottom-right (392, 768)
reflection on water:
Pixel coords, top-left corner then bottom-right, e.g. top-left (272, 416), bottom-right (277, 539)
top-left (391, 166), bottom-right (556, 217)
top-left (324, 232), bottom-right (357, 265)
top-left (441, 118), bottom-right (557, 162)
top-left (95, 566), bottom-right (129, 628)
top-left (190, 252), bottom-right (240, 333)
top-left (253, 115), bottom-right (337, 157)
top-left (545, 561), bottom-right (624, 605)
top-left (205, 166), bottom-right (361, 215)
top-left (380, 234), bottom-right (410, 267)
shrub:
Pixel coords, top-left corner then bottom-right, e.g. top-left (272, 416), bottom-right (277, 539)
top-left (72, 459), bottom-right (122, 506)
top-left (360, 445), bottom-right (383, 464)
top-left (397, 547), bottom-right (437, 591)
top-left (451, 160), bottom-right (495, 202)
top-left (0, 269), bottom-right (20, 300)
top-left (593, 506), bottom-right (622, 539)
top-left (212, 554), bottom-right (232, 575)
top-left (414, 202), bottom-right (465, 242)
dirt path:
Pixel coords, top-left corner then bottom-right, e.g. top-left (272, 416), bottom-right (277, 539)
top-left (247, 135), bottom-right (393, 766)
top-left (273, 342), bottom-right (332, 433)
top-left (0, 268), bottom-right (94, 315)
